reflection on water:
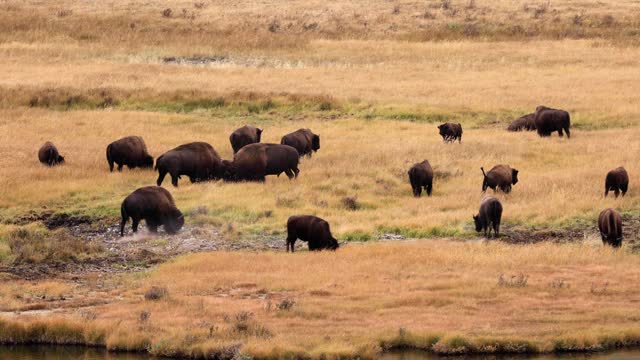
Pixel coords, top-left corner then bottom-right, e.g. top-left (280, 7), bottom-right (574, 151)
top-left (382, 350), bottom-right (640, 360)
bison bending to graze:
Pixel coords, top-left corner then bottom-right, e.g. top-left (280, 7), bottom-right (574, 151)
top-left (38, 141), bottom-right (65, 166)
top-left (120, 186), bottom-right (184, 236)
top-left (224, 143), bottom-right (299, 182)
top-left (605, 167), bottom-right (629, 198)
top-left (598, 208), bottom-right (623, 247)
top-left (473, 196), bottom-right (503, 238)
top-left (438, 123), bottom-right (463, 143)
top-left (408, 160), bottom-right (433, 197)
top-left (280, 129), bottom-right (320, 157)
top-left (481, 165), bottom-right (519, 193)
top-left (106, 136), bottom-right (154, 172)
top-left (230, 125), bottom-right (262, 154)
top-left (534, 106), bottom-right (571, 138)
top-left (286, 215), bottom-right (339, 252)
top-left (155, 142), bottom-right (223, 187)
top-left (507, 113), bottom-right (536, 132)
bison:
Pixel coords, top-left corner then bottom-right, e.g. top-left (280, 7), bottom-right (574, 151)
top-left (534, 106), bottom-right (571, 138)
top-left (280, 129), bottom-right (320, 157)
top-left (286, 215), bottom-right (339, 252)
top-left (598, 208), bottom-right (623, 247)
top-left (120, 186), bottom-right (184, 236)
top-left (224, 143), bottom-right (299, 182)
top-left (106, 136), bottom-right (154, 172)
top-left (230, 125), bottom-right (262, 154)
top-left (604, 167), bottom-right (629, 198)
top-left (507, 113), bottom-right (536, 132)
top-left (38, 141), bottom-right (65, 166)
top-left (473, 196), bottom-right (503, 238)
top-left (408, 160), bottom-right (433, 197)
top-left (155, 142), bottom-right (224, 187)
top-left (481, 165), bottom-right (519, 193)
top-left (437, 123), bottom-right (463, 143)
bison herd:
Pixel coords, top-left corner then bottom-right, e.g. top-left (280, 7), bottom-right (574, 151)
top-left (36, 104), bottom-right (631, 250)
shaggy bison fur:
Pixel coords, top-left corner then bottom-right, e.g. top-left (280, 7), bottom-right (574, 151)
top-left (286, 215), bottom-right (339, 252)
top-left (155, 142), bottom-right (223, 187)
top-left (106, 136), bottom-right (154, 172)
top-left (224, 143), bottom-right (299, 182)
top-left (280, 129), bottom-right (320, 157)
top-left (481, 165), bottom-right (519, 193)
top-left (507, 113), bottom-right (536, 132)
top-left (408, 160), bottom-right (433, 197)
top-left (437, 123), bottom-right (463, 143)
top-left (230, 125), bottom-right (262, 154)
top-left (473, 196), bottom-right (503, 238)
top-left (120, 186), bottom-right (184, 236)
top-left (605, 167), bottom-right (629, 198)
top-left (534, 106), bottom-right (571, 138)
top-left (598, 208), bottom-right (623, 247)
top-left (38, 141), bottom-right (65, 166)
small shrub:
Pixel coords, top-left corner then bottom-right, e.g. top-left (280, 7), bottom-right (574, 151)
top-left (319, 101), bottom-right (333, 111)
top-left (533, 1), bottom-right (550, 19)
top-left (466, 0), bottom-right (476, 9)
top-left (441, 0), bottom-right (452, 10)
top-left (8, 226), bottom-right (103, 264)
top-left (144, 286), bottom-right (168, 301)
top-left (497, 273), bottom-right (528, 288)
top-left (572, 13), bottom-right (584, 26)
top-left (276, 298), bottom-right (295, 311)
top-left (341, 196), bottom-right (360, 211)
top-left (463, 23), bottom-right (479, 37)
top-left (600, 14), bottom-right (615, 27)
top-left (591, 281), bottom-right (609, 295)
top-left (549, 279), bottom-right (570, 289)
top-left (194, 2), bottom-right (206, 9)
top-left (268, 20), bottom-right (280, 33)
top-left (139, 311), bottom-right (150, 323)
top-left (161, 8), bottom-right (173, 18)
top-left (56, 9), bottom-right (72, 17)
top-left (422, 11), bottom-right (437, 19)
top-left (392, 5), bottom-right (400, 15)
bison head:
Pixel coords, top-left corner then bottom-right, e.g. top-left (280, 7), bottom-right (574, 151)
top-left (438, 124), bottom-right (449, 137)
top-left (56, 155), bottom-right (65, 164)
top-left (164, 209), bottom-right (184, 234)
top-left (472, 215), bottom-right (482, 232)
top-left (327, 237), bottom-right (339, 250)
top-left (312, 134), bottom-right (320, 152)
top-left (511, 168), bottom-right (519, 185)
top-left (220, 160), bottom-right (238, 182)
top-left (141, 155), bottom-right (154, 168)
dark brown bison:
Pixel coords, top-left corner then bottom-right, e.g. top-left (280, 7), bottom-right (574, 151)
top-left (437, 123), bottom-right (463, 143)
top-left (230, 125), bottom-right (262, 154)
top-left (604, 167), bottom-right (629, 198)
top-left (224, 143), bottom-right (299, 182)
top-left (598, 208), bottom-right (623, 247)
top-left (280, 129), bottom-right (320, 157)
top-left (38, 142), bottom-right (65, 166)
top-left (534, 106), bottom-right (571, 138)
top-left (286, 215), bottom-right (339, 252)
top-left (473, 196), bottom-right (503, 238)
top-left (507, 113), bottom-right (536, 131)
top-left (106, 136), bottom-right (154, 172)
top-left (155, 142), bottom-right (223, 187)
top-left (481, 165), bottom-right (519, 193)
top-left (408, 160), bottom-right (433, 197)
top-left (120, 186), bottom-right (184, 236)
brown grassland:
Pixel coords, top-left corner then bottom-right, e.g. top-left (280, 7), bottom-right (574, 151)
top-left (0, 0), bottom-right (640, 358)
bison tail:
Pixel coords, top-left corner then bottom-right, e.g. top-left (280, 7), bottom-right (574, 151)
top-left (480, 167), bottom-right (487, 178)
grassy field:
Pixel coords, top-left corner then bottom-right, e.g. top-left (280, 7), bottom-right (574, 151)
top-left (1, 0), bottom-right (640, 358)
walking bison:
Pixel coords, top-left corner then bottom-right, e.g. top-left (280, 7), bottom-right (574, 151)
top-left (408, 160), bottom-right (433, 197)
top-left (481, 165), bottom-right (519, 193)
top-left (286, 215), bottom-right (339, 252)
top-left (604, 167), bottom-right (629, 198)
top-left (280, 129), bottom-right (320, 157)
top-left (38, 142), bottom-right (65, 166)
top-left (106, 136), bottom-right (154, 172)
top-left (473, 196), bottom-right (503, 238)
top-left (155, 142), bottom-right (224, 187)
top-left (534, 106), bottom-right (571, 138)
top-left (598, 208), bottom-right (623, 247)
top-left (229, 125), bottom-right (262, 154)
top-left (224, 143), bottom-right (299, 182)
top-left (120, 186), bottom-right (184, 236)
top-left (437, 123), bottom-right (463, 143)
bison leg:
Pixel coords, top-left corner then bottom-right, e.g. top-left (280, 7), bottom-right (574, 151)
top-left (147, 219), bottom-right (158, 233)
top-left (426, 181), bottom-right (433, 197)
top-left (108, 160), bottom-right (115, 172)
top-left (171, 173), bottom-right (180, 187)
top-left (621, 184), bottom-right (628, 197)
top-left (131, 217), bottom-right (140, 233)
top-left (293, 167), bottom-right (300, 178)
top-left (493, 221), bottom-right (500, 238)
top-left (557, 128), bottom-right (564, 137)
top-left (286, 235), bottom-right (296, 252)
top-left (458, 136), bottom-right (461, 144)
top-left (614, 188), bottom-right (620, 198)
top-left (604, 187), bottom-right (609, 198)
top-left (120, 216), bottom-right (128, 236)
top-left (413, 185), bottom-right (421, 197)
top-left (157, 170), bottom-right (167, 186)
top-left (564, 126), bottom-right (571, 139)
top-left (117, 163), bottom-right (124, 172)
top-left (284, 169), bottom-right (295, 179)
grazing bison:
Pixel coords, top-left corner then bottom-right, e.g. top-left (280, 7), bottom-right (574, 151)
top-left (230, 125), bottom-right (262, 154)
top-left (534, 106), bottom-right (571, 138)
top-left (408, 160), bottom-right (434, 197)
top-left (155, 142), bottom-right (223, 187)
top-left (507, 113), bottom-right (536, 132)
top-left (38, 141), bottom-right (65, 166)
top-left (604, 167), bottom-right (629, 198)
top-left (106, 136), bottom-right (154, 172)
top-left (598, 208), bottom-right (623, 247)
top-left (286, 215), bottom-right (339, 252)
top-left (437, 123), bottom-right (463, 143)
top-left (473, 196), bottom-right (503, 238)
top-left (120, 186), bottom-right (184, 236)
top-left (280, 129), bottom-right (320, 157)
top-left (224, 143), bottom-right (299, 182)
top-left (481, 165), bottom-right (519, 193)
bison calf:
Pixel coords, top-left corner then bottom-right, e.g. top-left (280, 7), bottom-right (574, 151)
top-left (120, 186), bottom-right (184, 236)
top-left (534, 105), bottom-right (571, 138)
top-left (38, 142), bottom-right (65, 166)
top-left (281, 129), bottom-right (320, 157)
top-left (605, 167), bottom-right (629, 198)
top-left (481, 165), bottom-right (519, 193)
top-left (286, 215), bottom-right (339, 252)
top-left (598, 208), bottom-right (623, 247)
top-left (437, 123), bottom-right (463, 143)
top-left (473, 196), bottom-right (503, 238)
top-left (408, 160), bottom-right (433, 197)
top-left (106, 136), bottom-right (154, 172)
top-left (230, 125), bottom-right (262, 154)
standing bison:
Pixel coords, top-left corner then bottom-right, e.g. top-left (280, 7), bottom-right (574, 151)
top-left (286, 215), bottom-right (339, 252)
top-left (120, 186), bottom-right (184, 236)
top-left (38, 141), bottom-right (65, 166)
top-left (604, 167), bottom-right (629, 198)
top-left (481, 165), bottom-right (519, 193)
top-left (408, 160), bottom-right (433, 197)
top-left (230, 125), bottom-right (262, 154)
top-left (437, 123), bottom-right (463, 143)
top-left (224, 143), bottom-right (299, 182)
top-left (155, 142), bottom-right (224, 187)
top-left (473, 196), bottom-right (503, 238)
top-left (280, 129), bottom-right (320, 157)
top-left (106, 136), bottom-right (154, 172)
top-left (534, 106), bottom-right (571, 138)
top-left (598, 208), bottom-right (623, 247)
top-left (507, 113), bottom-right (536, 132)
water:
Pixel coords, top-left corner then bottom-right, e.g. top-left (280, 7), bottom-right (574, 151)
top-left (382, 350), bottom-right (640, 360)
